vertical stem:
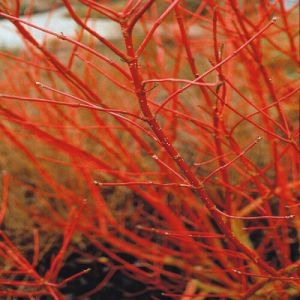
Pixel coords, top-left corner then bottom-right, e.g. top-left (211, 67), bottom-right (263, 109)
top-left (121, 20), bottom-right (278, 276)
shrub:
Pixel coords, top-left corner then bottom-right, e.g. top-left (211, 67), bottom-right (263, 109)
top-left (0, 0), bottom-right (299, 299)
